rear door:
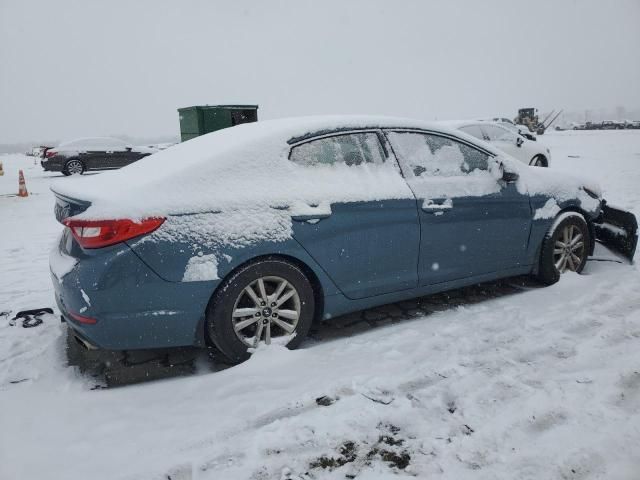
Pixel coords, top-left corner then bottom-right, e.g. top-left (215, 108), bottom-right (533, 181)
top-left (288, 131), bottom-right (420, 300)
top-left (386, 130), bottom-right (532, 285)
top-left (89, 139), bottom-right (130, 170)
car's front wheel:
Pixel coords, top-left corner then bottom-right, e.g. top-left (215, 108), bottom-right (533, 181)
top-left (530, 155), bottom-right (547, 167)
top-left (537, 212), bottom-right (590, 285)
top-left (63, 159), bottom-right (85, 176)
top-left (206, 258), bottom-right (315, 364)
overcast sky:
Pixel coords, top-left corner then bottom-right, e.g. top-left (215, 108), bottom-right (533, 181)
top-left (1, 0), bottom-right (639, 143)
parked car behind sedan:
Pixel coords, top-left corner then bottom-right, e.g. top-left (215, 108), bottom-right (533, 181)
top-left (442, 120), bottom-right (550, 167)
top-left (49, 116), bottom-right (637, 364)
top-left (600, 120), bottom-right (625, 130)
top-left (41, 137), bottom-right (158, 175)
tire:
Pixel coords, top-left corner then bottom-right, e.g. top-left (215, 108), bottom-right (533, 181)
top-left (530, 155), bottom-right (547, 167)
top-left (537, 212), bottom-right (590, 285)
top-left (63, 159), bottom-right (85, 176)
top-left (206, 258), bottom-right (315, 364)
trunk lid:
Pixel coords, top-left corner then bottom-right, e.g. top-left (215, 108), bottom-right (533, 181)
top-left (53, 191), bottom-right (91, 224)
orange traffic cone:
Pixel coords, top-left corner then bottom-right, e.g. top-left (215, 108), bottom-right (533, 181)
top-left (18, 170), bottom-right (29, 197)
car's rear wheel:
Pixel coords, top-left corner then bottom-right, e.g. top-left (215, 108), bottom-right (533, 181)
top-left (206, 258), bottom-right (315, 364)
top-left (537, 213), bottom-right (590, 285)
top-left (530, 155), bottom-right (547, 167)
top-left (63, 159), bottom-right (85, 176)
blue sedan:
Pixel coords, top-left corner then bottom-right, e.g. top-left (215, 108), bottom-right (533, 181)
top-left (50, 116), bottom-right (637, 363)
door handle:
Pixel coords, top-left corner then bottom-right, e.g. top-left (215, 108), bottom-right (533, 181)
top-left (273, 203), bottom-right (332, 222)
top-left (291, 213), bottom-right (331, 222)
top-left (422, 198), bottom-right (453, 213)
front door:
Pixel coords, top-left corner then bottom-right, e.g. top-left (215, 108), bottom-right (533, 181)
top-left (288, 131), bottom-right (420, 300)
top-left (480, 124), bottom-right (523, 161)
top-left (386, 130), bottom-right (532, 285)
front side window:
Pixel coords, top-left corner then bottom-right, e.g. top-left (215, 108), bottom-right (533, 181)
top-left (459, 125), bottom-right (487, 141)
top-left (482, 125), bottom-right (515, 142)
top-left (387, 132), bottom-right (490, 178)
top-left (289, 132), bottom-right (385, 167)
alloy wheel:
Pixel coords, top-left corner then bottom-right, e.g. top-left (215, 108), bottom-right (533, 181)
top-left (553, 224), bottom-right (585, 273)
top-left (66, 160), bottom-right (83, 175)
top-left (231, 275), bottom-right (301, 347)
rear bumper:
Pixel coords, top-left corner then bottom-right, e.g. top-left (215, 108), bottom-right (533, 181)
top-left (41, 159), bottom-right (64, 172)
top-left (50, 242), bottom-right (218, 350)
top-left (593, 201), bottom-right (638, 261)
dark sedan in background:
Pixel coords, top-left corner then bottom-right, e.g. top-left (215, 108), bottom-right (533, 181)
top-left (41, 137), bottom-right (159, 175)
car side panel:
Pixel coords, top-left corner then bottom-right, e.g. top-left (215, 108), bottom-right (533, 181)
top-left (322, 264), bottom-right (533, 320)
top-left (127, 225), bottom-right (342, 295)
top-left (521, 142), bottom-right (542, 164)
top-left (121, 151), bottom-right (150, 167)
top-left (490, 139), bottom-right (521, 162)
top-left (526, 195), bottom-right (602, 265)
top-left (290, 199), bottom-right (420, 300)
top-left (41, 156), bottom-right (66, 172)
top-left (416, 183), bottom-right (533, 285)
top-left (74, 151), bottom-right (150, 171)
top-left (51, 235), bottom-right (215, 349)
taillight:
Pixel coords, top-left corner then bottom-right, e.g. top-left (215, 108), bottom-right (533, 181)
top-left (63, 217), bottom-right (165, 248)
top-left (45, 150), bottom-right (57, 158)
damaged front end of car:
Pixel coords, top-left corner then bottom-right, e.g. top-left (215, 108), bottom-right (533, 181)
top-left (593, 201), bottom-right (638, 261)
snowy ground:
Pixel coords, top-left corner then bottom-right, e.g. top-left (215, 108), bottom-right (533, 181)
top-left (1, 130), bottom-right (639, 479)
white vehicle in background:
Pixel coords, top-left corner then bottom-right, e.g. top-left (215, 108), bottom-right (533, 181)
top-left (495, 121), bottom-right (537, 141)
top-left (443, 121), bottom-right (550, 167)
top-left (479, 116), bottom-right (516, 126)
top-left (477, 117), bottom-right (537, 141)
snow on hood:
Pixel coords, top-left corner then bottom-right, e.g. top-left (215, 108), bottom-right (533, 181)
top-left (492, 154), bottom-right (602, 214)
top-left (51, 116), bottom-right (445, 220)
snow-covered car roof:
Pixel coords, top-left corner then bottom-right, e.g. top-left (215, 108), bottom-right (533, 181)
top-left (57, 137), bottom-right (129, 150)
top-left (51, 116), bottom-right (488, 215)
top-left (51, 115), bottom-right (598, 221)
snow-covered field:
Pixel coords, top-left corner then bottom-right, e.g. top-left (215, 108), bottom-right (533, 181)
top-left (1, 130), bottom-right (639, 479)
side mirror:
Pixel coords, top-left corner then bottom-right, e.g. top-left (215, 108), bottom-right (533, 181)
top-left (516, 136), bottom-right (524, 148)
top-left (413, 165), bottom-right (426, 177)
top-left (502, 169), bottom-right (519, 183)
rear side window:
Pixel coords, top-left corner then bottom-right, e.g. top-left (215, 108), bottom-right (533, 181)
top-left (459, 125), bottom-right (486, 141)
top-left (289, 132), bottom-right (385, 167)
top-left (387, 132), bottom-right (490, 178)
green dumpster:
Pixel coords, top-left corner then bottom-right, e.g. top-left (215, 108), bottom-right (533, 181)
top-left (178, 105), bottom-right (259, 142)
